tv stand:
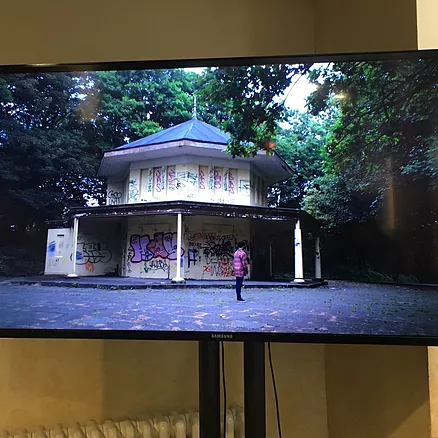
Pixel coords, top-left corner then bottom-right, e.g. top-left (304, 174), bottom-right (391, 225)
top-left (199, 340), bottom-right (266, 438)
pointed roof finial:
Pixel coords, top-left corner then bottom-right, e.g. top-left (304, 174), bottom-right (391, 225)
top-left (193, 94), bottom-right (197, 119)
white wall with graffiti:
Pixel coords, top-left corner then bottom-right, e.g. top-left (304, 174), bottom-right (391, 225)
top-left (75, 221), bottom-right (121, 276)
top-left (123, 215), bottom-right (250, 280)
top-left (107, 181), bottom-right (125, 206)
top-left (44, 221), bottom-right (122, 276)
top-left (45, 215), bottom-right (250, 279)
top-left (106, 161), bottom-right (268, 208)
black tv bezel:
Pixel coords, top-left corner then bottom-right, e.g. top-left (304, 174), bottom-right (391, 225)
top-left (1, 48), bottom-right (438, 346)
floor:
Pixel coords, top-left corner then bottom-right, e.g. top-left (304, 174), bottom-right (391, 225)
top-left (0, 279), bottom-right (437, 338)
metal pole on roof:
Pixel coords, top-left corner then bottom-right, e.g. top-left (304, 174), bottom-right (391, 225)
top-left (193, 94), bottom-right (197, 119)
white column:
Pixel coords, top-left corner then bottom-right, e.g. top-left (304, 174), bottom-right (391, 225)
top-left (172, 213), bottom-right (185, 283)
top-left (67, 216), bottom-right (79, 277)
top-left (293, 219), bottom-right (305, 283)
top-left (315, 236), bottom-right (322, 280)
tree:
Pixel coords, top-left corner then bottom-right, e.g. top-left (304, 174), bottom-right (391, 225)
top-left (268, 111), bottom-right (328, 207)
top-left (197, 64), bottom-right (312, 157)
top-left (307, 59), bottom-right (438, 194)
top-left (80, 69), bottom-right (198, 150)
top-left (0, 72), bottom-right (103, 231)
top-left (306, 58), bottom-right (438, 281)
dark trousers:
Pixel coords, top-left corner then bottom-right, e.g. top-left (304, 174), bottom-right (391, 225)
top-left (235, 276), bottom-right (244, 298)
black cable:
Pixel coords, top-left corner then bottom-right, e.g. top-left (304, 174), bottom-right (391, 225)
top-left (268, 342), bottom-right (282, 438)
top-left (221, 341), bottom-right (227, 438)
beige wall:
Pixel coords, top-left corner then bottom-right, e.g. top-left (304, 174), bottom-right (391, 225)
top-left (429, 348), bottom-right (438, 438)
top-left (0, 1), bottom-right (434, 438)
top-left (0, 0), bottom-right (314, 65)
top-left (326, 345), bottom-right (430, 438)
top-left (313, 0), bottom-right (418, 53)
top-left (0, 339), bottom-right (199, 428)
top-left (417, 0), bottom-right (438, 49)
top-left (0, 340), bottom-right (328, 438)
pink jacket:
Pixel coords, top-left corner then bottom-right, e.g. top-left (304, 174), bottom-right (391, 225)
top-left (233, 248), bottom-right (248, 277)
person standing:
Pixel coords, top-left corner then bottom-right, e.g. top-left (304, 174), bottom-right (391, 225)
top-left (233, 242), bottom-right (248, 301)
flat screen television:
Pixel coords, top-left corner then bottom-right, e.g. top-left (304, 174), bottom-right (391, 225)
top-left (1, 49), bottom-right (437, 345)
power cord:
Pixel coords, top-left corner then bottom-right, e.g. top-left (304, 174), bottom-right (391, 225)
top-left (268, 342), bottom-right (282, 438)
top-left (221, 341), bottom-right (227, 438)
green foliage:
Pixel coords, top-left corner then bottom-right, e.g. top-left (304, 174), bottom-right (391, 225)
top-left (0, 72), bottom-right (105, 229)
top-left (305, 59), bottom-right (438, 233)
top-left (268, 111), bottom-right (328, 207)
top-left (198, 64), bottom-right (311, 157)
top-left (81, 69), bottom-right (196, 149)
top-left (308, 59), bottom-right (438, 191)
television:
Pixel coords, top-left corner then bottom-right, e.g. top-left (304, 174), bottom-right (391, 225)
top-left (1, 49), bottom-right (437, 346)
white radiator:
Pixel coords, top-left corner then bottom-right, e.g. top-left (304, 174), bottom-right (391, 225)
top-left (0, 406), bottom-right (244, 438)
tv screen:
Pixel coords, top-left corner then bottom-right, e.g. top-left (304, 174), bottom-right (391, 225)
top-left (1, 50), bottom-right (437, 344)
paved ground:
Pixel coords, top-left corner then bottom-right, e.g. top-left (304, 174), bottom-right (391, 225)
top-left (0, 280), bottom-right (438, 337)
top-left (8, 275), bottom-right (325, 289)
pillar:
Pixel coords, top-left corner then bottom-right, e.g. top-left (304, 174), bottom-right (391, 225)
top-left (294, 219), bottom-right (305, 283)
top-left (172, 213), bottom-right (185, 283)
top-left (67, 216), bottom-right (79, 278)
top-left (315, 236), bottom-right (322, 280)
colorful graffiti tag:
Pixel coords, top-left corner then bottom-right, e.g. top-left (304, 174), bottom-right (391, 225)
top-left (229, 171), bottom-right (235, 195)
top-left (76, 242), bottom-right (112, 265)
top-left (128, 179), bottom-right (140, 203)
top-left (214, 169), bottom-right (222, 189)
top-left (130, 232), bottom-right (184, 263)
top-left (199, 170), bottom-right (206, 190)
top-left (47, 240), bottom-right (56, 256)
top-left (187, 232), bottom-right (248, 278)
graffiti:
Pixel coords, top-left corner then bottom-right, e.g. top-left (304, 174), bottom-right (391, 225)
top-left (176, 171), bottom-right (198, 189)
top-left (229, 171), bottom-right (235, 195)
top-left (148, 169), bottom-right (153, 193)
top-left (48, 240), bottom-right (56, 256)
top-left (186, 232), bottom-right (247, 278)
top-left (161, 167), bottom-right (167, 191)
top-left (214, 169), bottom-right (222, 189)
top-left (188, 249), bottom-right (199, 267)
top-left (175, 172), bottom-right (186, 188)
top-left (128, 179), bottom-right (139, 203)
top-left (187, 171), bottom-right (198, 186)
top-left (155, 169), bottom-right (162, 192)
top-left (203, 257), bottom-right (234, 277)
top-left (203, 234), bottom-right (235, 263)
top-left (168, 167), bottom-right (176, 191)
top-left (76, 242), bottom-right (112, 265)
top-left (144, 259), bottom-right (169, 274)
top-left (224, 169), bottom-right (229, 192)
top-left (85, 261), bottom-right (95, 272)
top-left (239, 179), bottom-right (250, 194)
top-left (130, 232), bottom-right (184, 263)
top-left (47, 257), bottom-right (60, 267)
top-left (199, 170), bottom-right (206, 190)
top-left (108, 190), bottom-right (123, 205)
top-left (209, 167), bottom-right (214, 190)
top-left (126, 246), bottom-right (134, 274)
